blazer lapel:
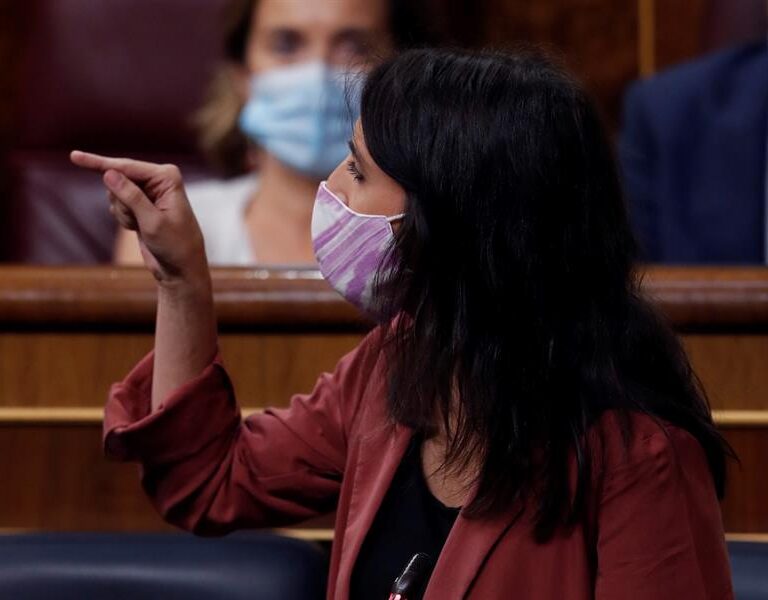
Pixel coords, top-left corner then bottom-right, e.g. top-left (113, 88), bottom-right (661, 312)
top-left (424, 506), bottom-right (518, 599)
top-left (335, 422), bottom-right (413, 599)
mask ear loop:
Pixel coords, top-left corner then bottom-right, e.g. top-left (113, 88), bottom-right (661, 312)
top-left (384, 214), bottom-right (406, 239)
top-left (320, 181), bottom-right (407, 222)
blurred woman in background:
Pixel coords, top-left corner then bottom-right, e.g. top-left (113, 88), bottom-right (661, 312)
top-left (114, 0), bottom-right (442, 266)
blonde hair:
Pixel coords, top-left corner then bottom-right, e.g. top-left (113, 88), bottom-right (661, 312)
top-left (193, 0), bottom-right (256, 177)
top-left (194, 65), bottom-right (250, 177)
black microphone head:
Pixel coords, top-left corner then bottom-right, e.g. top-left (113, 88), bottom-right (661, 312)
top-left (390, 553), bottom-right (434, 597)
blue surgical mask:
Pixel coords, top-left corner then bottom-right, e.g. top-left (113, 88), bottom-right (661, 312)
top-left (238, 61), bottom-right (363, 178)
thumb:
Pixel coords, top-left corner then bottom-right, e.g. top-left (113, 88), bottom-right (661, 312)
top-left (103, 169), bottom-right (158, 226)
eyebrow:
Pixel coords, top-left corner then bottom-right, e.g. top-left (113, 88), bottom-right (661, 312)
top-left (348, 139), bottom-right (368, 172)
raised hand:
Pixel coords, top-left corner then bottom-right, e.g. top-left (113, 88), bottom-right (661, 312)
top-left (70, 151), bottom-right (208, 286)
top-left (71, 151), bottom-right (217, 409)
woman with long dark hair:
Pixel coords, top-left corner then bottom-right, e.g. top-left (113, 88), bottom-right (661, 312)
top-left (72, 48), bottom-right (733, 599)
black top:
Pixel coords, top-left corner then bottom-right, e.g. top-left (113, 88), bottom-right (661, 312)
top-left (349, 434), bottom-right (461, 600)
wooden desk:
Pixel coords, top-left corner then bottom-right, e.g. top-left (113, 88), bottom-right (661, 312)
top-left (0, 266), bottom-right (766, 535)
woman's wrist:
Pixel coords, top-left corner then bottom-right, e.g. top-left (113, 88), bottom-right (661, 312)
top-left (156, 267), bottom-right (213, 303)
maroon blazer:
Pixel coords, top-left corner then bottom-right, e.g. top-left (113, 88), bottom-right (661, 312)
top-left (104, 329), bottom-right (733, 599)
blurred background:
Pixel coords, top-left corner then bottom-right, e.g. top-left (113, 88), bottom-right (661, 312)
top-left (1, 0), bottom-right (766, 265)
top-left (0, 1), bottom-right (767, 598)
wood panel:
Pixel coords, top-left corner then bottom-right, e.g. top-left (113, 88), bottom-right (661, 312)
top-left (1, 266), bottom-right (765, 411)
top-left (0, 332), bottom-right (361, 408)
top-left (0, 422), bottom-right (333, 533)
top-left (1, 266), bottom-right (766, 328)
top-left (483, 0), bottom-right (638, 130)
top-left (0, 266), bottom-right (765, 536)
top-left (0, 421), bottom-right (762, 534)
top-left (0, 424), bottom-right (163, 531)
top-left (653, 0), bottom-right (768, 73)
top-left (685, 335), bottom-right (768, 410)
top-left (720, 426), bottom-right (768, 533)
top-left (0, 267), bottom-right (366, 328)
top-left (1, 330), bottom-right (763, 411)
top-left (652, 0), bottom-right (708, 71)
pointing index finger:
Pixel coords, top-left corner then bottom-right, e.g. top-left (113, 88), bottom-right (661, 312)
top-left (70, 150), bottom-right (164, 181)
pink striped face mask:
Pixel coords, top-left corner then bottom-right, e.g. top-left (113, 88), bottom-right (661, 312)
top-left (311, 181), bottom-right (405, 316)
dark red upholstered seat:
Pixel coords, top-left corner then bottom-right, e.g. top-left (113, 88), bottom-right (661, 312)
top-left (3, 0), bottom-right (229, 263)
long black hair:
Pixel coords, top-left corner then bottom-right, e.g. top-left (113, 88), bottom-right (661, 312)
top-left (361, 48), bottom-right (731, 541)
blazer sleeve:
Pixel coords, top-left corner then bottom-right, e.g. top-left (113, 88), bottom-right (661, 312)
top-left (103, 333), bottom-right (379, 536)
top-left (619, 81), bottom-right (661, 262)
top-left (594, 426), bottom-right (733, 599)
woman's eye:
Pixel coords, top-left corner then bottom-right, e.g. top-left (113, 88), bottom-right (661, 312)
top-left (268, 30), bottom-right (302, 56)
top-left (346, 160), bottom-right (364, 182)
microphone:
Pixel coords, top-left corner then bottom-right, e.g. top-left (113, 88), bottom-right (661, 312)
top-left (388, 553), bottom-right (434, 600)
